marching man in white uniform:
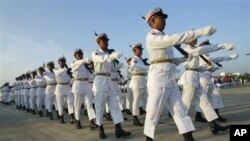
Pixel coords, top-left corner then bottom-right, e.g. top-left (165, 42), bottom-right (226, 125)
top-left (92, 33), bottom-right (131, 139)
top-left (71, 49), bottom-right (98, 130)
top-left (54, 56), bottom-right (75, 124)
top-left (44, 61), bottom-right (57, 120)
top-left (195, 40), bottom-right (239, 122)
top-left (29, 70), bottom-right (38, 115)
top-left (36, 67), bottom-right (47, 117)
top-left (129, 43), bottom-right (149, 126)
top-left (23, 73), bottom-right (31, 113)
top-left (143, 7), bottom-right (220, 141)
top-left (179, 38), bottom-right (233, 135)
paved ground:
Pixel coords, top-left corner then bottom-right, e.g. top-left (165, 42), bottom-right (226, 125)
top-left (0, 84), bottom-right (250, 141)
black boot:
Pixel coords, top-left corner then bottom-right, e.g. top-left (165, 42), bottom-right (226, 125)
top-left (208, 120), bottom-right (229, 134)
top-left (49, 112), bottom-right (53, 120)
top-left (32, 109), bottom-right (36, 115)
top-left (215, 109), bottom-right (227, 122)
top-left (16, 105), bottom-right (18, 109)
top-left (46, 110), bottom-right (49, 117)
top-left (99, 125), bottom-right (106, 139)
top-left (56, 111), bottom-right (60, 120)
top-left (22, 106), bottom-right (26, 111)
top-left (84, 109), bottom-right (88, 116)
top-left (125, 109), bottom-right (132, 115)
top-left (92, 104), bottom-right (96, 112)
top-left (76, 120), bottom-right (82, 129)
top-left (133, 116), bottom-right (143, 126)
top-left (70, 113), bottom-right (76, 124)
top-left (60, 115), bottom-right (65, 124)
top-left (168, 112), bottom-right (172, 119)
top-left (146, 136), bottom-right (153, 141)
top-left (195, 112), bottom-right (207, 123)
top-left (39, 110), bottom-right (43, 117)
top-left (115, 123), bottom-right (131, 138)
top-left (183, 132), bottom-right (195, 141)
top-left (105, 112), bottom-right (113, 121)
top-left (89, 119), bottom-right (98, 130)
top-left (19, 105), bottom-right (22, 110)
top-left (52, 105), bottom-right (55, 110)
top-left (139, 107), bottom-right (146, 115)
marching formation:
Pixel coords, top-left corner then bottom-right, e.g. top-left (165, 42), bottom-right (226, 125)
top-left (0, 7), bottom-right (240, 141)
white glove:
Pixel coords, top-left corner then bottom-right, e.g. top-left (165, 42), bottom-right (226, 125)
top-left (197, 25), bottom-right (217, 37)
top-left (110, 52), bottom-right (123, 60)
top-left (228, 54), bottom-right (239, 59)
top-left (218, 44), bottom-right (235, 51)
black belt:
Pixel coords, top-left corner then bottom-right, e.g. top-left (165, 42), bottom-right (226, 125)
top-left (58, 83), bottom-right (69, 85)
top-left (185, 68), bottom-right (199, 72)
top-left (74, 78), bottom-right (89, 81)
top-left (151, 58), bottom-right (175, 64)
top-left (95, 73), bottom-right (111, 76)
top-left (47, 83), bottom-right (57, 85)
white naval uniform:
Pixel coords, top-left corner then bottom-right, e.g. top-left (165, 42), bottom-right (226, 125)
top-left (129, 56), bottom-right (148, 116)
top-left (23, 80), bottom-right (30, 109)
top-left (54, 67), bottom-right (74, 116)
top-left (125, 69), bottom-right (133, 111)
top-left (14, 82), bottom-right (19, 106)
top-left (29, 79), bottom-right (37, 110)
top-left (144, 29), bottom-right (202, 138)
top-left (18, 81), bottom-right (23, 106)
top-left (71, 59), bottom-right (96, 121)
top-left (3, 86), bottom-right (10, 103)
top-left (92, 48), bottom-right (124, 126)
top-left (36, 75), bottom-right (47, 111)
top-left (179, 45), bottom-right (218, 122)
top-left (19, 80), bottom-right (24, 107)
top-left (44, 71), bottom-right (57, 112)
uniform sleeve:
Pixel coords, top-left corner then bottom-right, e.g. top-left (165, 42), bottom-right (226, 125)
top-left (208, 56), bottom-right (230, 63)
top-left (188, 44), bottom-right (221, 56)
top-left (147, 30), bottom-right (201, 49)
top-left (91, 51), bottom-right (113, 63)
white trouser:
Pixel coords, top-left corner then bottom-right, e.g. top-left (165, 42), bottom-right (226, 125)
top-left (56, 93), bottom-right (74, 116)
top-left (36, 94), bottom-right (45, 111)
top-left (29, 95), bottom-right (36, 110)
top-left (45, 94), bottom-right (56, 112)
top-left (74, 92), bottom-right (96, 121)
top-left (126, 87), bottom-right (133, 110)
top-left (131, 87), bottom-right (147, 116)
top-left (196, 82), bottom-right (224, 112)
top-left (24, 94), bottom-right (30, 109)
top-left (94, 90), bottom-right (124, 125)
top-left (182, 85), bottom-right (218, 121)
top-left (144, 86), bottom-right (195, 139)
top-left (7, 93), bottom-right (11, 102)
top-left (18, 92), bottom-right (22, 105)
